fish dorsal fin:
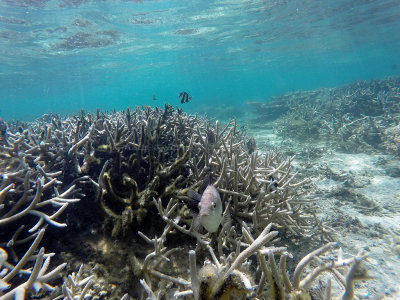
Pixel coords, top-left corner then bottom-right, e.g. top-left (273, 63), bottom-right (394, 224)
top-left (199, 175), bottom-right (212, 193)
top-left (187, 189), bottom-right (202, 212)
top-left (187, 189), bottom-right (202, 202)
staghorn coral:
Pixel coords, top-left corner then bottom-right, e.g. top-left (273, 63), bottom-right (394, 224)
top-left (138, 215), bottom-right (372, 299)
top-left (247, 77), bottom-right (400, 155)
top-left (54, 264), bottom-right (121, 300)
top-left (74, 104), bottom-right (326, 241)
top-left (1, 104), bottom-right (379, 299)
top-left (0, 113), bottom-right (92, 298)
top-left (46, 104), bottom-right (333, 298)
top-left (383, 124), bottom-right (400, 155)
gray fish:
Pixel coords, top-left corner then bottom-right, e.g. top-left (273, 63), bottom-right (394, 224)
top-left (0, 118), bottom-right (7, 136)
top-left (179, 91), bottom-right (192, 104)
top-left (187, 185), bottom-right (222, 233)
top-left (268, 176), bottom-right (278, 192)
top-left (246, 137), bottom-right (256, 154)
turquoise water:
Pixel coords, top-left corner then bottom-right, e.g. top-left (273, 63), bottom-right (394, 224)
top-left (1, 0), bottom-right (400, 120)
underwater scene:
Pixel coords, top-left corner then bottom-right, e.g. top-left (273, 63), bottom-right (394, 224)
top-left (1, 0), bottom-right (400, 299)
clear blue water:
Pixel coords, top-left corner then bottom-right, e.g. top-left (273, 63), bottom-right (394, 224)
top-left (1, 0), bottom-right (400, 120)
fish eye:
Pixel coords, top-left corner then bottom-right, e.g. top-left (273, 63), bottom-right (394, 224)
top-left (212, 202), bottom-right (216, 208)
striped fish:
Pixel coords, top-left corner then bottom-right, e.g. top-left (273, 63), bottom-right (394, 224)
top-left (179, 91), bottom-right (192, 104)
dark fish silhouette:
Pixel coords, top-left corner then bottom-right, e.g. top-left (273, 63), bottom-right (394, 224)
top-left (179, 91), bottom-right (192, 104)
top-left (152, 94), bottom-right (157, 101)
top-left (0, 118), bottom-right (7, 137)
top-left (267, 176), bottom-right (278, 192)
top-left (246, 137), bottom-right (256, 154)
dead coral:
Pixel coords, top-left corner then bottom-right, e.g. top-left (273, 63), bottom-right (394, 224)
top-left (42, 104), bottom-right (332, 298)
top-left (0, 230), bottom-right (67, 299)
top-left (383, 124), bottom-right (400, 156)
top-left (138, 214), bottom-right (372, 299)
top-left (248, 77), bottom-right (400, 154)
top-left (1, 104), bottom-right (376, 299)
top-left (62, 104), bottom-right (325, 241)
top-left (0, 113), bottom-right (94, 299)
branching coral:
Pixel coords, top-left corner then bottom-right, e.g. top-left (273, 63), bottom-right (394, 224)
top-left (0, 114), bottom-right (91, 298)
top-left (0, 103), bottom-right (379, 299)
top-left (148, 116), bottom-right (333, 243)
top-left (138, 214), bottom-right (371, 299)
top-left (69, 104), bottom-right (327, 241)
top-left (59, 264), bottom-right (95, 300)
top-left (248, 77), bottom-right (400, 155)
top-left (0, 229), bottom-right (67, 299)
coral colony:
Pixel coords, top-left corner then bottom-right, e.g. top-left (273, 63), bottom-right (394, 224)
top-left (247, 77), bottom-right (400, 156)
top-left (1, 101), bottom-right (373, 299)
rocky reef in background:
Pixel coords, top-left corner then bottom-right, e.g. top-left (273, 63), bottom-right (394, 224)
top-left (247, 77), bottom-right (400, 156)
top-left (1, 103), bottom-right (376, 299)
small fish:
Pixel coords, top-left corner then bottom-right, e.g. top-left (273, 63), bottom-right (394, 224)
top-left (187, 183), bottom-right (222, 233)
top-left (152, 94), bottom-right (157, 101)
top-left (246, 137), bottom-right (256, 154)
top-left (207, 130), bottom-right (216, 146)
top-left (179, 91), bottom-right (192, 104)
top-left (0, 118), bottom-right (7, 136)
top-left (267, 176), bottom-right (278, 192)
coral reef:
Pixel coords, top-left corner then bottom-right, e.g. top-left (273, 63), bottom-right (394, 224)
top-left (0, 115), bottom-right (88, 298)
top-left (247, 77), bottom-right (400, 155)
top-left (383, 124), bottom-right (400, 156)
top-left (1, 104), bottom-right (377, 299)
top-left (138, 219), bottom-right (372, 299)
